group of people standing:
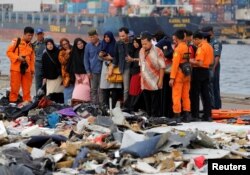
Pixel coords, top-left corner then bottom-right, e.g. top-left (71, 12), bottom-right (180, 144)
top-left (6, 25), bottom-right (222, 122)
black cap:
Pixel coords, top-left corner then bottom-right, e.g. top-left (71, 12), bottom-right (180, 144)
top-left (201, 32), bottom-right (211, 38)
top-left (201, 26), bottom-right (213, 32)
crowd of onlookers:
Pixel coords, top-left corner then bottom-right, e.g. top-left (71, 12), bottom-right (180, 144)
top-left (6, 25), bottom-right (222, 123)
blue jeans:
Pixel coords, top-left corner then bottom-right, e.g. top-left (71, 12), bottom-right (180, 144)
top-left (64, 84), bottom-right (74, 105)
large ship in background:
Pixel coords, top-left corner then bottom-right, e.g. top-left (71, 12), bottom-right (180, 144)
top-left (0, 0), bottom-right (249, 40)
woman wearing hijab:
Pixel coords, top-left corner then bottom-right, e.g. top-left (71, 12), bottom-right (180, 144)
top-left (99, 31), bottom-right (122, 109)
top-left (42, 38), bottom-right (64, 103)
top-left (125, 37), bottom-right (145, 112)
top-left (70, 38), bottom-right (90, 105)
top-left (58, 38), bottom-right (73, 105)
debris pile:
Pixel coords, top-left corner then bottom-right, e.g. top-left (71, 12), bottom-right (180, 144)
top-left (0, 91), bottom-right (250, 174)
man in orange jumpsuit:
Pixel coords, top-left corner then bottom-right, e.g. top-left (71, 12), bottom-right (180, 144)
top-left (169, 29), bottom-right (192, 122)
top-left (190, 32), bottom-right (214, 121)
top-left (6, 26), bottom-right (35, 103)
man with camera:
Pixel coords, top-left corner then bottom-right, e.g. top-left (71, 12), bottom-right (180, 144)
top-left (169, 29), bottom-right (192, 122)
top-left (6, 26), bottom-right (35, 103)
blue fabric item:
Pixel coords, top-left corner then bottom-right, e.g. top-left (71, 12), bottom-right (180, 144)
top-left (72, 147), bottom-right (89, 168)
top-left (120, 135), bottom-right (161, 158)
top-left (0, 164), bottom-right (35, 175)
top-left (10, 164), bottom-right (35, 175)
top-left (100, 31), bottom-right (116, 57)
top-left (47, 113), bottom-right (60, 128)
top-left (156, 36), bottom-right (173, 59)
top-left (84, 41), bottom-right (102, 74)
top-left (156, 36), bottom-right (172, 50)
top-left (63, 84), bottom-right (74, 104)
top-left (57, 107), bottom-right (76, 117)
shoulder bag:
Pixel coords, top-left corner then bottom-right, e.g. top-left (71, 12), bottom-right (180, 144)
top-left (107, 64), bottom-right (123, 83)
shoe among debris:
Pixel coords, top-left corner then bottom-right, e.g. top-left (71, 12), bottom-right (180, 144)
top-left (0, 90), bottom-right (249, 174)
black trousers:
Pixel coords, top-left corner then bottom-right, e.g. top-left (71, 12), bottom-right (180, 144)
top-left (102, 88), bottom-right (121, 109)
top-left (191, 67), bottom-right (211, 119)
top-left (213, 62), bottom-right (221, 109)
top-left (143, 89), bottom-right (161, 117)
top-left (161, 73), bottom-right (174, 118)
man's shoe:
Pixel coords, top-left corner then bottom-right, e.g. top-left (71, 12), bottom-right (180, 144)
top-left (173, 113), bottom-right (183, 123)
top-left (182, 111), bottom-right (196, 123)
top-left (166, 119), bottom-right (178, 126)
top-left (192, 117), bottom-right (203, 122)
top-left (203, 116), bottom-right (213, 122)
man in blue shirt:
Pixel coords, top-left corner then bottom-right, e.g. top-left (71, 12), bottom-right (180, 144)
top-left (33, 28), bottom-right (46, 94)
top-left (84, 29), bottom-right (103, 104)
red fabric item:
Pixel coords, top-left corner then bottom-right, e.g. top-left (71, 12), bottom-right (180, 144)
top-left (129, 73), bottom-right (142, 96)
top-left (194, 156), bottom-right (205, 169)
top-left (38, 97), bottom-right (53, 108)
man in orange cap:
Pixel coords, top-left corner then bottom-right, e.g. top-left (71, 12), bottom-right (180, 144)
top-left (6, 26), bottom-right (35, 103)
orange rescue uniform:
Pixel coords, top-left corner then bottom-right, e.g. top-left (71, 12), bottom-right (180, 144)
top-left (6, 38), bottom-right (35, 102)
top-left (195, 40), bottom-right (214, 68)
top-left (170, 42), bottom-right (191, 113)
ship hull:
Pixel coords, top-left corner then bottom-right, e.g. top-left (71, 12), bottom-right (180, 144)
top-left (101, 16), bottom-right (202, 35)
top-left (0, 12), bottom-right (202, 41)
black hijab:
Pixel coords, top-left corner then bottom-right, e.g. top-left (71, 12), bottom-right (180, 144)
top-left (45, 38), bottom-right (59, 62)
top-left (68, 38), bottom-right (87, 74)
top-left (42, 38), bottom-right (61, 79)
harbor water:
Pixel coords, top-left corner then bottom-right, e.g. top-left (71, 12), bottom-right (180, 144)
top-left (0, 41), bottom-right (250, 96)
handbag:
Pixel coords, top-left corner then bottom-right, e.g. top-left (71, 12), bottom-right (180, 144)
top-left (107, 65), bottom-right (123, 83)
top-left (180, 62), bottom-right (191, 76)
top-left (179, 52), bottom-right (191, 76)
